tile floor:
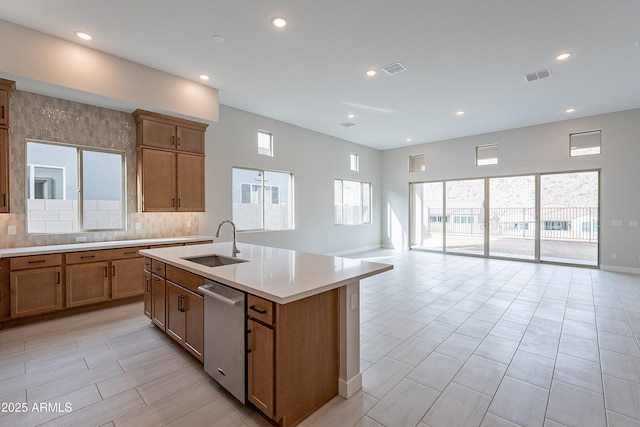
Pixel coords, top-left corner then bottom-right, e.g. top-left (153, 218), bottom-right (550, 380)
top-left (1, 249), bottom-right (640, 426)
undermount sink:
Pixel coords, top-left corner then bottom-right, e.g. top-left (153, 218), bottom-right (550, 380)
top-left (183, 254), bottom-right (247, 267)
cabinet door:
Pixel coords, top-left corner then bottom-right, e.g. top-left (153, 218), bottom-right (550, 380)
top-left (112, 258), bottom-right (145, 299)
top-left (247, 319), bottom-right (275, 418)
top-left (66, 262), bottom-right (110, 308)
top-left (0, 129), bottom-right (9, 213)
top-left (139, 149), bottom-right (176, 212)
top-left (0, 259), bottom-right (10, 321)
top-left (0, 89), bottom-right (8, 127)
top-left (176, 126), bottom-right (204, 154)
top-left (176, 153), bottom-right (204, 212)
top-left (143, 271), bottom-right (152, 319)
top-left (166, 281), bottom-right (186, 344)
top-left (141, 119), bottom-right (176, 149)
top-left (184, 291), bottom-right (204, 362)
top-left (151, 274), bottom-right (166, 330)
top-left (10, 267), bottom-right (62, 318)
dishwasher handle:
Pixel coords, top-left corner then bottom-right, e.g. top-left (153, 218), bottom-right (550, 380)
top-left (199, 284), bottom-right (244, 306)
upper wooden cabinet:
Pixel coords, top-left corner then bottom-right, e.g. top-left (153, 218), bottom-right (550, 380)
top-left (133, 109), bottom-right (208, 212)
top-left (0, 78), bottom-right (15, 214)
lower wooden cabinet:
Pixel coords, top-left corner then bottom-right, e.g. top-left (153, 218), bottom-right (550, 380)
top-left (66, 262), bottom-right (110, 308)
top-left (112, 258), bottom-right (145, 299)
top-left (10, 266), bottom-right (63, 318)
top-left (247, 318), bottom-right (274, 418)
top-left (0, 259), bottom-right (9, 321)
top-left (143, 270), bottom-right (152, 319)
top-left (166, 281), bottom-right (204, 361)
top-left (151, 274), bottom-right (166, 330)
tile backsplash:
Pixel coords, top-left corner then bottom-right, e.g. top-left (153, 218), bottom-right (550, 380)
top-left (1, 90), bottom-right (200, 248)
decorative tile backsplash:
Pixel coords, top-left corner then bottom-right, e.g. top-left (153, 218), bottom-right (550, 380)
top-left (1, 90), bottom-right (200, 248)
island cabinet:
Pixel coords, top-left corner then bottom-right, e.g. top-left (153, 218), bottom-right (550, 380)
top-left (143, 257), bottom-right (152, 318)
top-left (133, 109), bottom-right (208, 213)
top-left (9, 254), bottom-right (63, 318)
top-left (165, 265), bottom-right (204, 362)
top-left (0, 259), bottom-right (10, 321)
top-left (0, 78), bottom-right (16, 214)
top-left (247, 290), bottom-right (340, 427)
top-left (65, 247), bottom-right (146, 308)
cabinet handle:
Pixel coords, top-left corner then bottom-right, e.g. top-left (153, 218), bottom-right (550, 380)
top-left (104, 266), bottom-right (108, 278)
top-left (249, 305), bottom-right (268, 315)
top-left (178, 198), bottom-right (181, 208)
top-left (178, 294), bottom-right (185, 312)
top-left (146, 278), bottom-right (151, 292)
top-left (1, 106), bottom-right (4, 119)
top-left (143, 261), bottom-right (151, 266)
top-left (153, 266), bottom-right (162, 271)
top-left (57, 272), bottom-right (60, 284)
top-left (124, 251), bottom-right (137, 255)
top-left (177, 136), bottom-right (181, 147)
top-left (28, 259), bottom-right (46, 264)
top-left (153, 277), bottom-right (161, 282)
top-left (112, 265), bottom-right (116, 276)
top-left (80, 255), bottom-right (95, 259)
top-left (172, 198), bottom-right (175, 208)
top-left (172, 135), bottom-right (175, 146)
top-left (2, 194), bottom-right (5, 207)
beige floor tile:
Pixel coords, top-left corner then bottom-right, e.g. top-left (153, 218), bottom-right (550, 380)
top-left (434, 333), bottom-right (482, 362)
top-left (480, 412), bottom-right (521, 427)
top-left (300, 391), bottom-right (378, 426)
top-left (474, 334), bottom-right (519, 364)
top-left (598, 330), bottom-right (640, 357)
top-left (553, 353), bottom-right (603, 393)
top-left (488, 376), bottom-right (549, 427)
top-left (367, 378), bottom-right (439, 426)
top-left (546, 380), bottom-right (606, 427)
top-left (600, 349), bottom-right (640, 383)
top-left (423, 383), bottom-right (491, 427)
top-left (388, 336), bottom-right (438, 367)
top-left (352, 416), bottom-right (384, 427)
top-left (414, 320), bottom-right (457, 344)
top-left (606, 410), bottom-right (640, 427)
top-left (453, 355), bottom-right (507, 396)
top-left (361, 356), bottom-right (413, 399)
top-left (381, 318), bottom-right (427, 341)
top-left (360, 333), bottom-right (403, 363)
top-left (136, 365), bottom-right (206, 404)
top-left (603, 375), bottom-right (640, 420)
top-left (408, 352), bottom-right (464, 392)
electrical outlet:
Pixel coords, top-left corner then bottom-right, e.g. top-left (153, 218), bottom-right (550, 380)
top-left (135, 223), bottom-right (141, 230)
top-left (187, 220), bottom-right (192, 228)
top-left (76, 236), bottom-right (87, 242)
top-left (7, 225), bottom-right (16, 235)
top-left (611, 253), bottom-right (617, 260)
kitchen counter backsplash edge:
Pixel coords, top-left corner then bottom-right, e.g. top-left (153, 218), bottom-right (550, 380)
top-left (0, 235), bottom-right (214, 258)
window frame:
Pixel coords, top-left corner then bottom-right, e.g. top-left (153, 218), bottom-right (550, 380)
top-left (258, 130), bottom-right (274, 157)
top-left (25, 139), bottom-right (127, 234)
top-left (476, 144), bottom-right (498, 166)
top-left (334, 178), bottom-right (372, 225)
top-left (409, 154), bottom-right (425, 172)
top-left (570, 130), bottom-right (601, 157)
top-left (350, 153), bottom-right (360, 171)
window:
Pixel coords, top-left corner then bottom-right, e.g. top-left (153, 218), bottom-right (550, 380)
top-left (476, 144), bottom-right (498, 165)
top-left (334, 179), bottom-right (372, 225)
top-left (570, 130), bottom-right (601, 156)
top-left (26, 141), bottom-right (125, 233)
top-left (258, 130), bottom-right (273, 157)
top-left (350, 153), bottom-right (359, 171)
top-left (409, 154), bottom-right (425, 172)
top-left (232, 167), bottom-right (293, 231)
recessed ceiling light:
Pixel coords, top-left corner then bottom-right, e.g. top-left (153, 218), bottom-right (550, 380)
top-left (199, 74), bottom-right (210, 81)
top-left (556, 52), bottom-right (572, 60)
top-left (272, 17), bottom-right (287, 28)
top-left (456, 111), bottom-right (465, 116)
top-left (566, 108), bottom-right (576, 113)
top-left (366, 70), bottom-right (377, 77)
top-left (75, 31), bottom-right (92, 41)
top-left (347, 114), bottom-right (355, 119)
top-left (211, 35), bottom-right (225, 43)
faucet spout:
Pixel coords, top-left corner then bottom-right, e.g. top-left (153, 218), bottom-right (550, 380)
top-left (215, 220), bottom-right (240, 256)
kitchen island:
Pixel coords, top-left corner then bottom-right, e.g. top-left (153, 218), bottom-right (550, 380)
top-left (139, 241), bottom-right (392, 426)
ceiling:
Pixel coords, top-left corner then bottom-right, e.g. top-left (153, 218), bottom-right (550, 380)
top-left (1, 0), bottom-right (639, 150)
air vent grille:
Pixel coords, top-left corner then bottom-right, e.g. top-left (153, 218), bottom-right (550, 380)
top-left (341, 121), bottom-right (356, 127)
top-left (523, 68), bottom-right (552, 82)
top-left (382, 62), bottom-right (407, 75)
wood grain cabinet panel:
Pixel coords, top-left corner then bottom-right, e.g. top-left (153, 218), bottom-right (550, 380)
top-left (10, 266), bottom-right (62, 318)
top-left (166, 281), bottom-right (203, 361)
top-left (247, 318), bottom-right (275, 418)
top-left (112, 258), bottom-right (146, 299)
top-left (151, 274), bottom-right (166, 330)
top-left (138, 148), bottom-right (177, 212)
top-left (0, 78), bottom-right (15, 214)
top-left (176, 153), bottom-right (204, 211)
top-left (66, 262), bottom-right (110, 307)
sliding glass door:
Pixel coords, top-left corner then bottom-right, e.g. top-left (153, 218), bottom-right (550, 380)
top-left (410, 170), bottom-right (600, 266)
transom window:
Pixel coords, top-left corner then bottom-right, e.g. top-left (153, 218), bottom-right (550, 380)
top-left (258, 130), bottom-right (273, 157)
top-left (26, 140), bottom-right (126, 233)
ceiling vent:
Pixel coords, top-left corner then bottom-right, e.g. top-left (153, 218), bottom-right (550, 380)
top-left (382, 62), bottom-right (407, 75)
top-left (523, 68), bottom-right (552, 82)
top-left (341, 121), bottom-right (356, 127)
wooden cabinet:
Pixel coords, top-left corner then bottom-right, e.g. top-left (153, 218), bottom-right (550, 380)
top-left (10, 254), bottom-right (63, 318)
top-left (66, 262), bottom-right (110, 307)
top-left (0, 259), bottom-right (10, 321)
top-left (151, 274), bottom-right (166, 330)
top-left (143, 258), bottom-right (152, 318)
top-left (65, 247), bottom-right (146, 308)
top-left (0, 78), bottom-right (15, 214)
top-left (165, 266), bottom-right (204, 361)
top-left (133, 109), bottom-right (208, 212)
top-left (246, 290), bottom-right (340, 426)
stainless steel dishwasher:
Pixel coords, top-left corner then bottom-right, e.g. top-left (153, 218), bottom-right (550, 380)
top-left (198, 280), bottom-right (246, 403)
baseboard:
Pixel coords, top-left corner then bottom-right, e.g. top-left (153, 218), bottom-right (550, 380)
top-left (600, 265), bottom-right (640, 275)
top-left (338, 372), bottom-right (362, 399)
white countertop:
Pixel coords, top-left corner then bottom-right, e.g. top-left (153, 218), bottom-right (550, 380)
top-left (0, 236), bottom-right (213, 259)
top-left (140, 242), bottom-right (393, 304)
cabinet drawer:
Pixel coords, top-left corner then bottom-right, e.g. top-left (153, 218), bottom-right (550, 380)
top-left (142, 257), bottom-right (152, 272)
top-left (166, 265), bottom-right (204, 294)
top-left (10, 254), bottom-right (62, 270)
top-left (66, 249), bottom-right (112, 264)
top-left (111, 246), bottom-right (147, 260)
top-left (151, 260), bottom-right (166, 277)
top-left (247, 294), bottom-right (274, 326)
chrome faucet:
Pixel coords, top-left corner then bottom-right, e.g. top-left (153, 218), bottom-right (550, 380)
top-left (215, 220), bottom-right (240, 256)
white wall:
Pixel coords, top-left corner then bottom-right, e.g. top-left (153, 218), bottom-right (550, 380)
top-left (381, 109), bottom-right (640, 273)
top-left (200, 105), bottom-right (382, 255)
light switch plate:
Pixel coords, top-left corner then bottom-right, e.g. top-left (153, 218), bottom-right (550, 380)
top-left (611, 220), bottom-right (623, 227)
top-left (629, 220), bottom-right (639, 228)
top-left (135, 223), bottom-right (141, 230)
top-left (7, 225), bottom-right (16, 235)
